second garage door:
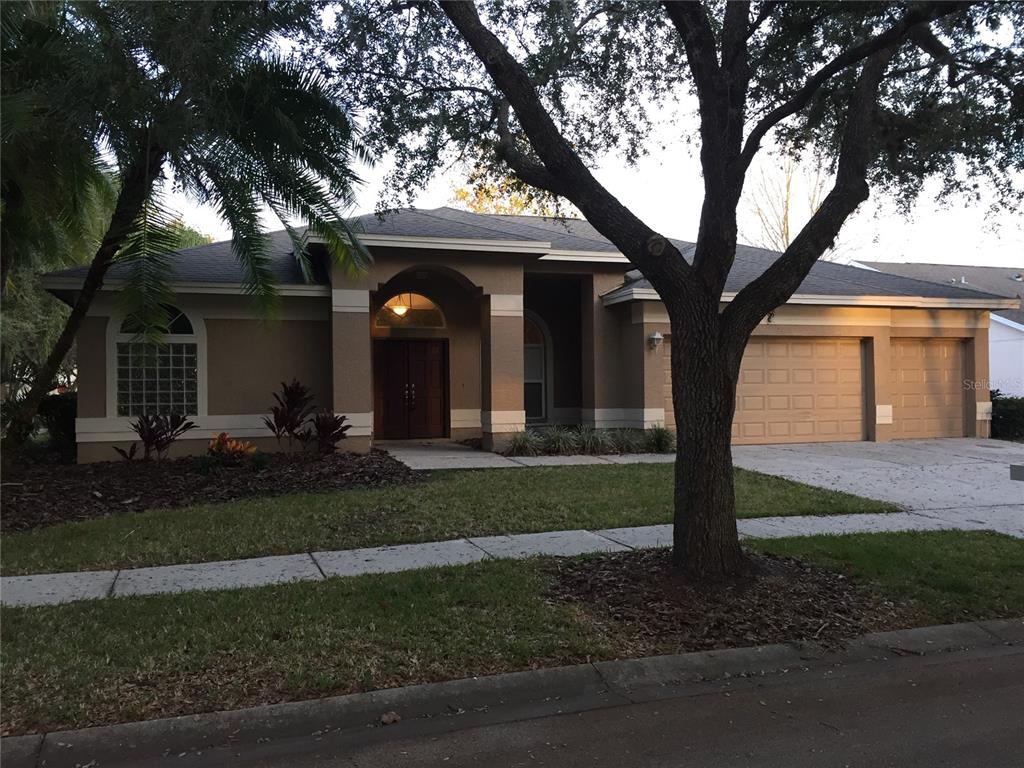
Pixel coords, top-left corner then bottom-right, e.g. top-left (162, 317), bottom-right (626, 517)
top-left (890, 338), bottom-right (965, 438)
top-left (664, 336), bottom-right (865, 444)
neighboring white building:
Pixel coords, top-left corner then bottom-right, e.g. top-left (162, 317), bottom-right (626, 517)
top-left (989, 313), bottom-right (1024, 397)
top-left (857, 262), bottom-right (1024, 397)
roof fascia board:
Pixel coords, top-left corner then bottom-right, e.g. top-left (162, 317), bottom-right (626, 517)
top-left (602, 286), bottom-right (1019, 310)
top-left (539, 250), bottom-right (630, 263)
top-left (41, 277), bottom-right (331, 298)
top-left (314, 233), bottom-right (552, 254)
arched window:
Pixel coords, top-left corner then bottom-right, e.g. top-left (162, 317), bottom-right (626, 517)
top-left (115, 307), bottom-right (199, 417)
top-left (524, 314), bottom-right (547, 422)
top-left (375, 292), bottom-right (445, 328)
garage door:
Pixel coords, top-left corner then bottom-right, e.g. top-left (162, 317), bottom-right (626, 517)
top-left (664, 336), bottom-right (864, 444)
top-left (890, 338), bottom-right (965, 439)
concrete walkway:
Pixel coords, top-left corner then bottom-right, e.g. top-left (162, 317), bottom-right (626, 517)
top-left (5, 505), bottom-right (1021, 608)
top-left (382, 440), bottom-right (675, 470)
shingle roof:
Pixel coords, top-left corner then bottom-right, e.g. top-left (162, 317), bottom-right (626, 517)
top-left (605, 241), bottom-right (1013, 302)
top-left (858, 261), bottom-right (1024, 322)
top-left (44, 206), bottom-right (1014, 305)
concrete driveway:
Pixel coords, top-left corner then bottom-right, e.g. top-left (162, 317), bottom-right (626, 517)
top-left (732, 438), bottom-right (1024, 536)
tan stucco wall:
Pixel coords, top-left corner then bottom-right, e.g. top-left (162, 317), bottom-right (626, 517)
top-left (76, 316), bottom-right (108, 419)
top-left (206, 318), bottom-right (331, 414)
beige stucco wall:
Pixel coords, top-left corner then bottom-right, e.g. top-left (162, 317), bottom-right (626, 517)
top-left (76, 316), bottom-right (108, 419)
top-left (206, 318), bottom-right (331, 414)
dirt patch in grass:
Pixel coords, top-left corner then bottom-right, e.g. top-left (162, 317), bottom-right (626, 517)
top-left (1, 451), bottom-right (417, 533)
top-left (546, 548), bottom-right (913, 654)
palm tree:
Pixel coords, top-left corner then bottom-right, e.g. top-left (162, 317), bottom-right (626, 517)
top-left (3, 2), bottom-right (370, 445)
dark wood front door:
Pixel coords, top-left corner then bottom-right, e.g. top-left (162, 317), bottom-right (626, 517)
top-left (375, 340), bottom-right (447, 439)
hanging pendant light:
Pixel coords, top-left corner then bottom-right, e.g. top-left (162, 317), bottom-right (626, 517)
top-left (389, 293), bottom-right (411, 317)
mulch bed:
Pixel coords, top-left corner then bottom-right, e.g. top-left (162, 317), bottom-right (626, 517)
top-left (1, 451), bottom-right (417, 533)
top-left (547, 549), bottom-right (912, 654)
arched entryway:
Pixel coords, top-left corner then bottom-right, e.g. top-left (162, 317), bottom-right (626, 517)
top-left (371, 267), bottom-right (481, 440)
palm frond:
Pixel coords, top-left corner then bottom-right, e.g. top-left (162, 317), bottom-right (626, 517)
top-left (114, 192), bottom-right (187, 341)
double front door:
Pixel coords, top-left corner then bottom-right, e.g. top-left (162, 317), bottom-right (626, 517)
top-left (375, 340), bottom-right (447, 439)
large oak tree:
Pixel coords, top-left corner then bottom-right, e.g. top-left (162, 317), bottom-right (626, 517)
top-left (331, 1), bottom-right (1022, 577)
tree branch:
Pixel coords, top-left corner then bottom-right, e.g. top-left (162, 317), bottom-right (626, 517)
top-left (438, 0), bottom-right (691, 285)
top-left (738, 2), bottom-right (969, 173)
top-left (722, 45), bottom-right (899, 342)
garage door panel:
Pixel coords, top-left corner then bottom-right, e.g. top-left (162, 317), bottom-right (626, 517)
top-left (663, 336), bottom-right (865, 443)
top-left (890, 338), bottom-right (965, 439)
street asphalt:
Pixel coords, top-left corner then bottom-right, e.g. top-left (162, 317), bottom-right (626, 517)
top-left (208, 646), bottom-right (1024, 768)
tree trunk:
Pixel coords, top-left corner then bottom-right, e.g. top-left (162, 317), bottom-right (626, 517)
top-left (670, 317), bottom-right (746, 579)
top-left (4, 146), bottom-right (166, 448)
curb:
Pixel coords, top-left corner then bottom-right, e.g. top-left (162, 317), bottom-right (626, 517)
top-left (3, 618), bottom-right (1021, 768)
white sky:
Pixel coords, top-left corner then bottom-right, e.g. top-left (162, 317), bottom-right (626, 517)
top-left (168, 130), bottom-right (1024, 270)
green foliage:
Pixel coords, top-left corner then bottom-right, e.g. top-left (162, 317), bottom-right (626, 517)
top-left (328, 3), bottom-right (1023, 213)
top-left (36, 393), bottom-right (76, 450)
top-left (508, 430), bottom-right (543, 457)
top-left (991, 390), bottom-right (1024, 441)
top-left (541, 425), bottom-right (580, 455)
top-left (645, 425), bottom-right (676, 454)
top-left (609, 428), bottom-right (645, 454)
top-left (575, 426), bottom-right (612, 455)
top-left (249, 451), bottom-right (273, 472)
top-left (1, 1), bottom-right (372, 437)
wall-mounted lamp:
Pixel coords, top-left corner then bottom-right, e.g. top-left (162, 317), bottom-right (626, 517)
top-left (648, 331), bottom-right (664, 350)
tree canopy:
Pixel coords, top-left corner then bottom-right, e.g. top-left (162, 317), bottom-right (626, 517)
top-left (330, 2), bottom-right (1022, 216)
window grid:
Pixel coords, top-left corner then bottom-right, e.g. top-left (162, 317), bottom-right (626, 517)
top-left (116, 342), bottom-right (198, 417)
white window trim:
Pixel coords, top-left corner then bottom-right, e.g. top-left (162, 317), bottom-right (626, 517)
top-left (105, 307), bottom-right (208, 419)
top-left (524, 309), bottom-right (555, 424)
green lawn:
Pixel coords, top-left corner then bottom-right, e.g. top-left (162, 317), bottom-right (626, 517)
top-left (1, 465), bottom-right (897, 575)
top-left (2, 531), bottom-right (1020, 735)
top-left (754, 530), bottom-right (1024, 623)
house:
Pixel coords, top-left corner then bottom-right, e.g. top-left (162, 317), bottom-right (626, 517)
top-left (43, 207), bottom-right (1018, 462)
top-left (858, 262), bottom-right (1024, 397)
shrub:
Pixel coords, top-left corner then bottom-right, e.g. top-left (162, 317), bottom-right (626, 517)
top-left (263, 379), bottom-right (316, 446)
top-left (991, 390), bottom-right (1024, 440)
top-left (576, 425), bottom-right (612, 455)
top-left (208, 432), bottom-right (257, 459)
top-left (610, 428), bottom-right (644, 454)
top-left (303, 410), bottom-right (350, 454)
top-left (508, 430), bottom-right (543, 456)
top-left (645, 424), bottom-right (676, 453)
top-left (36, 392), bottom-right (76, 449)
top-left (119, 414), bottom-right (197, 460)
top-left (542, 425), bottom-right (580, 455)
top-left (250, 451), bottom-right (273, 471)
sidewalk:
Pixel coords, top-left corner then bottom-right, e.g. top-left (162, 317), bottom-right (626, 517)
top-left (3, 509), bottom-right (1015, 608)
